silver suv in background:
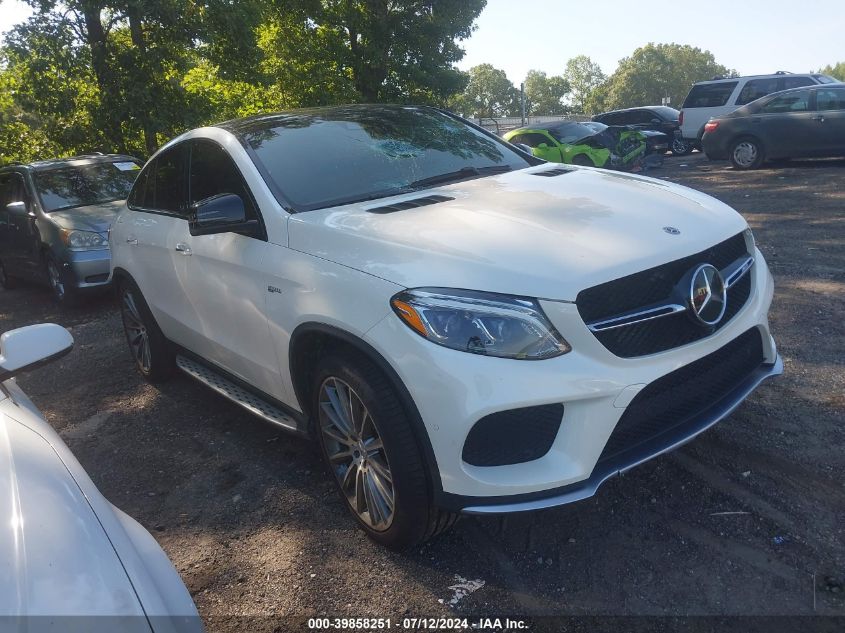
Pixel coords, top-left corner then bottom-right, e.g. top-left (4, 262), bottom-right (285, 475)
top-left (0, 154), bottom-right (141, 304)
top-left (678, 72), bottom-right (839, 148)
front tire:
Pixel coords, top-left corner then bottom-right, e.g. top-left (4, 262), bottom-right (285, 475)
top-left (671, 138), bottom-right (692, 155)
top-left (45, 253), bottom-right (78, 305)
top-left (118, 278), bottom-right (175, 382)
top-left (730, 137), bottom-right (764, 170)
top-left (313, 353), bottom-right (457, 549)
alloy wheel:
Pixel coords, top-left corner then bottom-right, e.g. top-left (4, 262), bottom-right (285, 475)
top-left (47, 259), bottom-right (65, 300)
top-left (733, 141), bottom-right (758, 168)
top-left (672, 138), bottom-right (689, 154)
top-left (121, 289), bottom-right (152, 372)
top-left (318, 377), bottom-right (395, 531)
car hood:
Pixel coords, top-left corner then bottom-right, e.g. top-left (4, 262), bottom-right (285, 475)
top-left (0, 406), bottom-right (147, 624)
top-left (48, 199), bottom-right (124, 233)
top-left (288, 165), bottom-right (748, 301)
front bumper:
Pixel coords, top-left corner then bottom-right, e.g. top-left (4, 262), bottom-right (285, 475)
top-left (363, 247), bottom-right (778, 509)
top-left (63, 249), bottom-right (112, 289)
top-left (462, 354), bottom-right (781, 513)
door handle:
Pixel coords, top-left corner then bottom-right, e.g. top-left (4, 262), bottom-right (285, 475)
top-left (175, 243), bottom-right (192, 256)
top-left (126, 237), bottom-right (138, 245)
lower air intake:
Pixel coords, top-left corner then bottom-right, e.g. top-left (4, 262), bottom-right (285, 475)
top-left (462, 404), bottom-right (564, 467)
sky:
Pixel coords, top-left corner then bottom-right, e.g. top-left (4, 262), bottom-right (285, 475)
top-left (457, 0), bottom-right (844, 82)
top-left (1, 0), bottom-right (842, 80)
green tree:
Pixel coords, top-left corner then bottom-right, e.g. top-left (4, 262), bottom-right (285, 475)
top-left (450, 63), bottom-right (519, 118)
top-left (523, 69), bottom-right (569, 115)
top-left (819, 61), bottom-right (845, 81)
top-left (563, 55), bottom-right (605, 114)
top-left (267, 0), bottom-right (485, 104)
top-left (601, 43), bottom-right (735, 110)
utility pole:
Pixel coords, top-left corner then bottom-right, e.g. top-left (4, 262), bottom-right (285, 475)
top-left (521, 82), bottom-right (526, 126)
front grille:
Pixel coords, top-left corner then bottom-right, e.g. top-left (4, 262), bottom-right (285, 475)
top-left (577, 232), bottom-right (751, 357)
top-left (596, 327), bottom-right (763, 467)
top-left (462, 404), bottom-right (563, 467)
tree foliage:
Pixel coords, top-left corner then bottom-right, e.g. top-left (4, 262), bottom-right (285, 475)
top-left (0, 0), bottom-right (485, 164)
top-left (523, 69), bottom-right (569, 115)
top-left (599, 43), bottom-right (735, 111)
top-left (563, 55), bottom-right (605, 114)
top-left (449, 63), bottom-right (519, 119)
top-left (819, 61), bottom-right (845, 81)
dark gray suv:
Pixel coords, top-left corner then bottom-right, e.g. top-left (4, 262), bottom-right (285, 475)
top-left (0, 154), bottom-right (140, 303)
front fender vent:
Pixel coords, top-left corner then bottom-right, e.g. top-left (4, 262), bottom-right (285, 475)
top-left (533, 167), bottom-right (572, 177)
top-left (365, 194), bottom-right (454, 214)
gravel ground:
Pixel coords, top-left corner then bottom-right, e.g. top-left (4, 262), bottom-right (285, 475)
top-left (3, 153), bottom-right (844, 631)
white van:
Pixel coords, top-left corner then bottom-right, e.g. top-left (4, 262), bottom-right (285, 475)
top-left (678, 72), bottom-right (839, 146)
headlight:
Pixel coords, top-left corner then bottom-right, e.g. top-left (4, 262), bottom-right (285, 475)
top-left (390, 288), bottom-right (571, 360)
top-left (60, 229), bottom-right (109, 251)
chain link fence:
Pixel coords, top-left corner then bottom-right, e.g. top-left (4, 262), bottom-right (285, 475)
top-left (476, 114), bottom-right (591, 136)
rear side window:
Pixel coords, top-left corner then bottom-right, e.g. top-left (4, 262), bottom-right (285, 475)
top-left (816, 89), bottom-right (845, 111)
top-left (682, 82), bottom-right (738, 108)
top-left (761, 90), bottom-right (811, 113)
top-left (736, 78), bottom-right (780, 105)
top-left (128, 144), bottom-right (187, 215)
top-left (512, 132), bottom-right (554, 148)
top-left (783, 76), bottom-right (814, 90)
top-left (188, 140), bottom-right (258, 220)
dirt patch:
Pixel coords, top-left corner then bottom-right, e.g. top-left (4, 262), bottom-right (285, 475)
top-left (3, 153), bottom-right (844, 630)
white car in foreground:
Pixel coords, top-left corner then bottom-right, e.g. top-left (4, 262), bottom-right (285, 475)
top-left (0, 324), bottom-right (202, 633)
top-left (109, 105), bottom-right (782, 548)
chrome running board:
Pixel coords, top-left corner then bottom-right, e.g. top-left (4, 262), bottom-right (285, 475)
top-left (176, 355), bottom-right (300, 433)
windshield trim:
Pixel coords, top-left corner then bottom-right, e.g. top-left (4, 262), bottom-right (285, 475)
top-left (232, 107), bottom-right (541, 214)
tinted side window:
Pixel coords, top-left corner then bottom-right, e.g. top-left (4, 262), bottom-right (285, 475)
top-left (518, 133), bottom-right (554, 148)
top-left (129, 145), bottom-right (187, 215)
top-left (153, 146), bottom-right (187, 215)
top-left (761, 90), bottom-right (811, 113)
top-left (736, 78), bottom-right (780, 105)
top-left (783, 76), bottom-right (814, 90)
top-left (682, 82), bottom-right (738, 108)
top-left (0, 174), bottom-right (25, 206)
top-left (816, 89), bottom-right (845, 111)
top-left (634, 111), bottom-right (656, 124)
top-left (188, 140), bottom-right (257, 220)
top-left (127, 163), bottom-right (152, 209)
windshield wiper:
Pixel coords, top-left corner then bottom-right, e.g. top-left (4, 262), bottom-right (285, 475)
top-left (408, 165), bottom-right (512, 189)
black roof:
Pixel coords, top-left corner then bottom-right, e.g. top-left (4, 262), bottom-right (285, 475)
top-left (216, 104), bottom-right (439, 137)
top-left (1, 153), bottom-right (139, 173)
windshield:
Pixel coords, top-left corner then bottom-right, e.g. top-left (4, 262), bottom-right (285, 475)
top-left (237, 106), bottom-right (536, 211)
top-left (813, 74), bottom-right (839, 85)
top-left (34, 160), bottom-right (141, 212)
top-left (547, 122), bottom-right (604, 144)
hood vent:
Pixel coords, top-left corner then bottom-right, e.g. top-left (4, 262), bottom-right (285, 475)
top-left (366, 194), bottom-right (454, 214)
top-left (533, 167), bottom-right (573, 177)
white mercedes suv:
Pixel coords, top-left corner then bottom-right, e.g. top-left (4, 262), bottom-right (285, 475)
top-left (109, 105), bottom-right (781, 548)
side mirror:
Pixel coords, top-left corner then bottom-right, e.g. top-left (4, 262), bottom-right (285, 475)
top-left (0, 324), bottom-right (73, 382)
top-left (6, 201), bottom-right (27, 216)
top-left (537, 143), bottom-right (550, 150)
top-left (189, 193), bottom-right (258, 237)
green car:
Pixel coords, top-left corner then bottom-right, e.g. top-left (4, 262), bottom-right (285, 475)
top-left (504, 121), bottom-right (647, 169)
